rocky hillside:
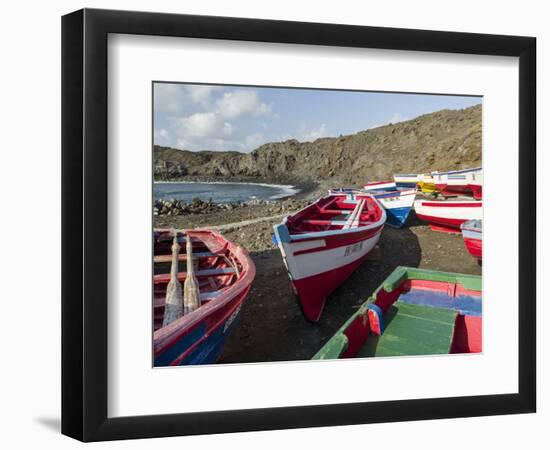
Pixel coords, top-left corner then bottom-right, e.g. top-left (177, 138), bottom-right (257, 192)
top-left (154, 104), bottom-right (481, 186)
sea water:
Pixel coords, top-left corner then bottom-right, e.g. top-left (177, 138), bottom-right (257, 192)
top-left (153, 181), bottom-right (299, 204)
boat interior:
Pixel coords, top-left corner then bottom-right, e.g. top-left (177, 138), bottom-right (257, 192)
top-left (338, 278), bottom-right (482, 358)
top-left (153, 230), bottom-right (243, 331)
top-left (286, 195), bottom-right (384, 235)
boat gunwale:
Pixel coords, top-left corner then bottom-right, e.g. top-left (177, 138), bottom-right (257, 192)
top-left (279, 194), bottom-right (386, 242)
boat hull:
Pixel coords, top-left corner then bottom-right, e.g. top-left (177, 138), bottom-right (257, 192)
top-left (461, 220), bottom-right (483, 260)
top-left (286, 228), bottom-right (381, 322)
top-left (373, 189), bottom-right (416, 228)
top-left (417, 181), bottom-right (439, 194)
top-left (154, 298), bottom-right (245, 366)
top-left (414, 199), bottom-right (482, 233)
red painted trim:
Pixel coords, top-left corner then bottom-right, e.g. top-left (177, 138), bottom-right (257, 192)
top-left (419, 201), bottom-right (482, 208)
top-left (342, 313), bottom-right (370, 358)
top-left (415, 212), bottom-right (467, 230)
top-left (292, 225), bottom-right (383, 256)
top-left (463, 236), bottom-right (482, 259)
top-left (451, 315), bottom-right (482, 353)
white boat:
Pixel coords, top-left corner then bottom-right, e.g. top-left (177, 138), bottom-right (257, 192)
top-left (414, 198), bottom-right (482, 233)
top-left (273, 193), bottom-right (386, 322)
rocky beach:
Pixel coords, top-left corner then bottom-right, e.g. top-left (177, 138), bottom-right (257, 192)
top-left (152, 104), bottom-right (483, 363)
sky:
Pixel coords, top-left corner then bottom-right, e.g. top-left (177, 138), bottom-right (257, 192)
top-left (153, 83), bottom-right (481, 153)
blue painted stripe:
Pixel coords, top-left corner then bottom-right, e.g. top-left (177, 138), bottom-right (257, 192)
top-left (179, 312), bottom-right (242, 365)
top-left (154, 324), bottom-right (207, 366)
top-left (398, 289), bottom-right (482, 316)
top-left (367, 304), bottom-right (384, 335)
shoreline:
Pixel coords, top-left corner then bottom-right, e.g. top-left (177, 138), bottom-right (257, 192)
top-left (154, 180), bottom-right (300, 201)
top-left (154, 176), bottom-right (320, 200)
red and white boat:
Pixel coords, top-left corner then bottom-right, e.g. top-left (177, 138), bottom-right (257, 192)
top-left (414, 198), bottom-right (482, 233)
top-left (432, 167), bottom-right (483, 199)
top-left (461, 219), bottom-right (482, 260)
top-left (273, 193), bottom-right (386, 322)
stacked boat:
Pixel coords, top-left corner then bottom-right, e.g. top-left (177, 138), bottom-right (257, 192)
top-left (432, 167), bottom-right (482, 199)
top-left (413, 167), bottom-right (483, 245)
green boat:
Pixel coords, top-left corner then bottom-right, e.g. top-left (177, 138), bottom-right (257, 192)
top-left (313, 267), bottom-right (482, 360)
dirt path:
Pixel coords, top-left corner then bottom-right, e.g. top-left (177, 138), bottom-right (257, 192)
top-left (209, 213), bottom-right (287, 231)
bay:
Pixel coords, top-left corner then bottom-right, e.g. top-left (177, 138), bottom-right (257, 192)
top-left (153, 181), bottom-right (299, 204)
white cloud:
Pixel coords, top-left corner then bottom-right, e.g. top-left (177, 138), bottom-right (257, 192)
top-left (178, 112), bottom-right (220, 138)
top-left (216, 90), bottom-right (271, 119)
top-left (187, 85), bottom-right (220, 108)
top-left (155, 85), bottom-right (275, 152)
top-left (154, 84), bottom-right (221, 114)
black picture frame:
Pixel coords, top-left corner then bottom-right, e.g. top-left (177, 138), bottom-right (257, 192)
top-left (62, 8), bottom-right (536, 442)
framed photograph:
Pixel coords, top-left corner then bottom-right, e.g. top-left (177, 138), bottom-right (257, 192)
top-left (62, 8), bottom-right (536, 441)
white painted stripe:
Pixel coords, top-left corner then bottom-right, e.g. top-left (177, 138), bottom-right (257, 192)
top-left (280, 231), bottom-right (382, 280)
top-left (414, 201), bottom-right (483, 221)
top-left (462, 228), bottom-right (482, 240)
top-left (289, 239), bottom-right (326, 253)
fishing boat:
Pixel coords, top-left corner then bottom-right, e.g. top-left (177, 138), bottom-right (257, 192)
top-left (332, 182), bottom-right (416, 228)
top-left (414, 198), bottom-right (482, 233)
top-left (461, 219), bottom-right (482, 261)
top-left (417, 173), bottom-right (439, 194)
top-left (273, 193), bottom-right (386, 322)
top-left (393, 173), bottom-right (420, 188)
top-left (360, 182), bottom-right (416, 228)
top-left (313, 267), bottom-right (482, 360)
top-left (153, 229), bottom-right (255, 366)
top-left (432, 167), bottom-right (483, 199)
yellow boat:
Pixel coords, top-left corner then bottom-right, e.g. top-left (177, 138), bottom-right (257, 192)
top-left (417, 174), bottom-right (439, 194)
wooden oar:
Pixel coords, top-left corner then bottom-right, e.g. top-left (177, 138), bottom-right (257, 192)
top-left (162, 230), bottom-right (184, 327)
top-left (183, 232), bottom-right (201, 315)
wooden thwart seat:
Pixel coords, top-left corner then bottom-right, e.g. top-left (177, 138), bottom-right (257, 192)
top-left (154, 251), bottom-right (219, 263)
top-left (154, 267), bottom-right (237, 284)
top-left (343, 199), bottom-right (366, 229)
top-left (302, 219), bottom-right (370, 226)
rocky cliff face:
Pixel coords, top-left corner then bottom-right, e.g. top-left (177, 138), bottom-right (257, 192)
top-left (154, 104), bottom-right (481, 185)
